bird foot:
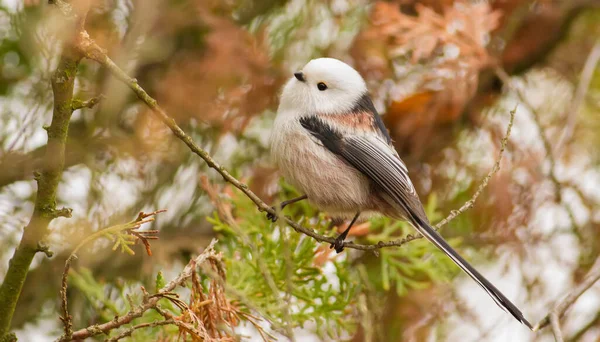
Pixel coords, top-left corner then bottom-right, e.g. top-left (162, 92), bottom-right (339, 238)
top-left (266, 207), bottom-right (278, 222)
top-left (330, 237), bottom-right (346, 253)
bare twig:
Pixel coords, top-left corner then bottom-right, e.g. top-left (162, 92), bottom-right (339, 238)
top-left (434, 106), bottom-right (515, 229)
top-left (59, 210), bottom-right (164, 339)
top-left (555, 39), bottom-right (600, 153)
top-left (495, 67), bottom-right (584, 242)
top-left (104, 319), bottom-right (174, 342)
top-left (551, 312), bottom-right (564, 342)
top-left (58, 239), bottom-right (219, 341)
top-left (567, 310), bottom-right (600, 341)
top-left (534, 257), bottom-right (600, 338)
top-left (528, 97), bottom-right (563, 200)
top-left (153, 306), bottom-right (208, 340)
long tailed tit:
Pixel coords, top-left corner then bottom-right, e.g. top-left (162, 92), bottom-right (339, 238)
top-left (269, 58), bottom-right (532, 329)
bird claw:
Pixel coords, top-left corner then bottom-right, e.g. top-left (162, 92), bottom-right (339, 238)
top-left (266, 207), bottom-right (278, 222)
top-left (330, 237), bottom-right (345, 253)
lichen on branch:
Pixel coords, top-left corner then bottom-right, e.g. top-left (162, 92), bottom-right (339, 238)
top-left (0, 52), bottom-right (80, 339)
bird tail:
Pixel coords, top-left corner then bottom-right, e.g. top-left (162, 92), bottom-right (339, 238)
top-left (410, 216), bottom-right (533, 330)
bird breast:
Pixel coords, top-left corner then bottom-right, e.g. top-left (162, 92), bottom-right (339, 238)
top-left (270, 115), bottom-right (372, 217)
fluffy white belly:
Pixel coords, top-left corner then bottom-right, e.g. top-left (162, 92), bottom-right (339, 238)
top-left (270, 118), bottom-right (372, 217)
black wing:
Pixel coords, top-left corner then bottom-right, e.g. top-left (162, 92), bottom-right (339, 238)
top-left (300, 115), bottom-right (426, 222)
top-left (351, 93), bottom-right (392, 144)
top-left (300, 116), bottom-right (533, 329)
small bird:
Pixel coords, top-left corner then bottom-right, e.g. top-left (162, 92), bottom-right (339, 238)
top-left (269, 57), bottom-right (532, 329)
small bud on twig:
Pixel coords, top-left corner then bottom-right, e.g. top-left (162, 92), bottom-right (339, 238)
top-left (36, 242), bottom-right (53, 258)
top-left (71, 94), bottom-right (105, 110)
top-left (52, 207), bottom-right (73, 219)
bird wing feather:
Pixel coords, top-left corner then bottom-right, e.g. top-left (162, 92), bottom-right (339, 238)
top-left (299, 115), bottom-right (532, 329)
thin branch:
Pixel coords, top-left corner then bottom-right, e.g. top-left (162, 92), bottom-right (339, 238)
top-left (59, 210), bottom-right (164, 339)
top-left (434, 106), bottom-right (515, 229)
top-left (534, 256), bottom-right (600, 335)
top-left (555, 39), bottom-right (600, 153)
top-left (496, 67), bottom-right (562, 193)
top-left (58, 239), bottom-right (219, 341)
top-left (104, 319), bottom-right (174, 342)
top-left (60, 13), bottom-right (517, 253)
top-left (153, 306), bottom-right (208, 340)
top-left (495, 67), bottom-right (584, 243)
top-left (528, 96), bottom-right (563, 200)
top-left (551, 312), bottom-right (564, 342)
top-left (567, 310), bottom-right (600, 341)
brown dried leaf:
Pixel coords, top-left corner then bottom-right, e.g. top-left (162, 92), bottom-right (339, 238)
top-left (359, 1), bottom-right (502, 68)
top-left (151, 1), bottom-right (278, 135)
top-left (353, 1), bottom-right (503, 147)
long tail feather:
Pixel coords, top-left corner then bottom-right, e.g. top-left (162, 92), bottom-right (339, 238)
top-left (411, 216), bottom-right (533, 329)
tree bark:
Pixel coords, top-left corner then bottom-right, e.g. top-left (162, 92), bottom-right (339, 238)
top-left (0, 51), bottom-right (80, 339)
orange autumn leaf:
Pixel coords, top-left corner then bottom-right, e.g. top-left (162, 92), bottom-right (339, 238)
top-left (386, 92), bottom-right (435, 121)
top-left (353, 1), bottom-right (503, 138)
top-left (337, 221), bottom-right (371, 237)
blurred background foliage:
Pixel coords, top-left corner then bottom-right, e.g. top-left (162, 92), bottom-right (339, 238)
top-left (1, 0), bottom-right (600, 341)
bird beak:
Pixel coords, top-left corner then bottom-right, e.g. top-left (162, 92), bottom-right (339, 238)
top-left (294, 72), bottom-right (305, 82)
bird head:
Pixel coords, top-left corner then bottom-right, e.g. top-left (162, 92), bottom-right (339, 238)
top-left (279, 58), bottom-right (367, 116)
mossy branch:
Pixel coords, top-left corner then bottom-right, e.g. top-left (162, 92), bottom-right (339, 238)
top-left (0, 1), bottom-right (98, 336)
top-left (0, 49), bottom-right (80, 340)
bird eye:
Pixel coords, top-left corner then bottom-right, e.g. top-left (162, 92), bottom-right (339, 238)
top-left (317, 82), bottom-right (328, 91)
